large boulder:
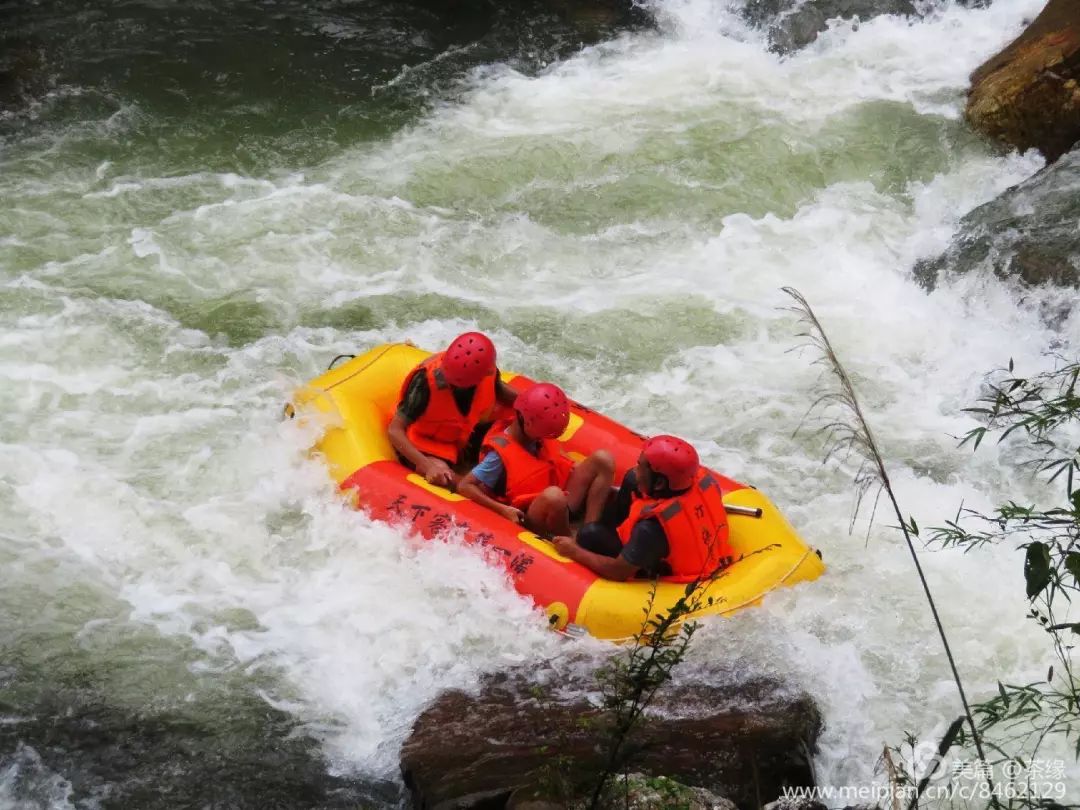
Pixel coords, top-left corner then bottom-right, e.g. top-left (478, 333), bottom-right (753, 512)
top-left (399, 668), bottom-right (822, 810)
top-left (741, 0), bottom-right (987, 54)
top-left (914, 146), bottom-right (1080, 290)
top-left (966, 0), bottom-right (1080, 163)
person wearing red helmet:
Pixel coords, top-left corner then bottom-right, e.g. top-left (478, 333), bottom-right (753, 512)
top-left (458, 383), bottom-right (615, 537)
top-left (552, 435), bottom-right (732, 581)
top-left (389, 332), bottom-right (518, 488)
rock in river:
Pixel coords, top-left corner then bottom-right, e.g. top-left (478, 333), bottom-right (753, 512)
top-left (400, 666), bottom-right (821, 809)
top-left (966, 0), bottom-right (1080, 163)
top-left (914, 146), bottom-right (1080, 291)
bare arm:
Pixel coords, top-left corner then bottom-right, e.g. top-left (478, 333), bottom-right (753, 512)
top-left (458, 473), bottom-right (523, 524)
top-left (551, 536), bottom-right (640, 582)
top-left (388, 413), bottom-right (453, 485)
top-left (388, 413), bottom-right (430, 469)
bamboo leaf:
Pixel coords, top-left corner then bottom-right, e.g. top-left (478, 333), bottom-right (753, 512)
top-left (1066, 552), bottom-right (1080, 587)
top-left (1024, 542), bottom-right (1053, 599)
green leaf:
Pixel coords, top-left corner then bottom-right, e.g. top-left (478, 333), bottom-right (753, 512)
top-left (1066, 552), bottom-right (1080, 586)
top-left (998, 682), bottom-right (1009, 707)
top-left (1024, 542), bottom-right (1053, 599)
top-left (908, 516), bottom-right (919, 536)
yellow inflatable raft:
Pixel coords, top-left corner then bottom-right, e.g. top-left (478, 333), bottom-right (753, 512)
top-left (292, 344), bottom-right (824, 640)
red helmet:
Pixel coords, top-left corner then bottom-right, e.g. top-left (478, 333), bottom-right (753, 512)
top-left (515, 383), bottom-right (570, 440)
top-left (642, 435), bottom-right (699, 490)
top-left (442, 332), bottom-right (496, 387)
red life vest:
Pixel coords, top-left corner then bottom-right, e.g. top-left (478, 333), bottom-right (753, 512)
top-left (616, 469), bottom-right (732, 582)
top-left (482, 426), bottom-right (575, 509)
top-left (400, 352), bottom-right (497, 464)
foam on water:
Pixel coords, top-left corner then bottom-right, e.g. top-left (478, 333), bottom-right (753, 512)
top-left (1, 303), bottom-right (566, 775)
top-left (2, 0), bottom-right (1078, 798)
top-left (0, 746), bottom-right (75, 810)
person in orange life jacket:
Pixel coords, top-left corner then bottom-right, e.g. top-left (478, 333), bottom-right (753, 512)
top-left (551, 435), bottom-right (732, 582)
top-left (457, 383), bottom-right (615, 536)
top-left (388, 332), bottom-right (519, 488)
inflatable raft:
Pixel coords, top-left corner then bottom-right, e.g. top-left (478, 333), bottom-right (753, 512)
top-left (291, 343), bottom-right (824, 640)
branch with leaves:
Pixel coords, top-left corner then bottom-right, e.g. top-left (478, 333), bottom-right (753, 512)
top-left (927, 359), bottom-right (1080, 798)
top-left (585, 544), bottom-right (779, 809)
top-left (782, 287), bottom-right (995, 808)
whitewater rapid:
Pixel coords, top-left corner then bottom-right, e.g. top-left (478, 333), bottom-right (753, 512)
top-left (2, 0), bottom-right (1077, 803)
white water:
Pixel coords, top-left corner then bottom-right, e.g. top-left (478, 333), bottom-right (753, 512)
top-left (2, 0), bottom-right (1079, 801)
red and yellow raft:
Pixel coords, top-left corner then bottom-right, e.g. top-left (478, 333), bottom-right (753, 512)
top-left (292, 343), bottom-right (824, 640)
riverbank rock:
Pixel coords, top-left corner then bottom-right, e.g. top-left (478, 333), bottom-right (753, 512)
top-left (740, 0), bottom-right (986, 54)
top-left (914, 146), bottom-right (1080, 290)
top-left (965, 0), bottom-right (1080, 163)
top-left (399, 668), bottom-right (821, 810)
top-left (0, 678), bottom-right (396, 808)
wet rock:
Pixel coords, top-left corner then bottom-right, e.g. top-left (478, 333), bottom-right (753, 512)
top-left (0, 40), bottom-right (48, 109)
top-left (574, 772), bottom-right (736, 809)
top-left (914, 146), bottom-right (1080, 290)
top-left (400, 668), bottom-right (821, 810)
top-left (0, 681), bottom-right (396, 809)
top-left (743, 0), bottom-right (915, 53)
top-left (741, 0), bottom-right (986, 54)
top-left (540, 0), bottom-right (652, 34)
top-left (763, 799), bottom-right (830, 810)
top-left (966, 0), bottom-right (1080, 163)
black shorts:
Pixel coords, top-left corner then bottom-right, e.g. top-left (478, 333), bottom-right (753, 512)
top-left (577, 521), bottom-right (623, 557)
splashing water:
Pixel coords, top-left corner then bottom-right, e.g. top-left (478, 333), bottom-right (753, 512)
top-left (2, 0), bottom-right (1077, 802)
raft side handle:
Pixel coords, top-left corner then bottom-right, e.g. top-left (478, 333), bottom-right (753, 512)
top-left (323, 344), bottom-right (404, 391)
top-left (725, 504), bottom-right (763, 518)
top-left (327, 354), bottom-right (355, 370)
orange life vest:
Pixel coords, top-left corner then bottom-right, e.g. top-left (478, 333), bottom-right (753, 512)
top-left (400, 352), bottom-right (497, 464)
top-left (616, 469), bottom-right (731, 582)
top-left (482, 427), bottom-right (575, 509)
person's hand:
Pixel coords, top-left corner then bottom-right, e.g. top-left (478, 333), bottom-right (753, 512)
top-left (552, 535), bottom-right (577, 559)
top-left (501, 505), bottom-right (525, 525)
top-left (421, 458), bottom-right (454, 488)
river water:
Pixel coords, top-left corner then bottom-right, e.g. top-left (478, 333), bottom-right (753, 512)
top-left (2, 0), bottom-right (1077, 806)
